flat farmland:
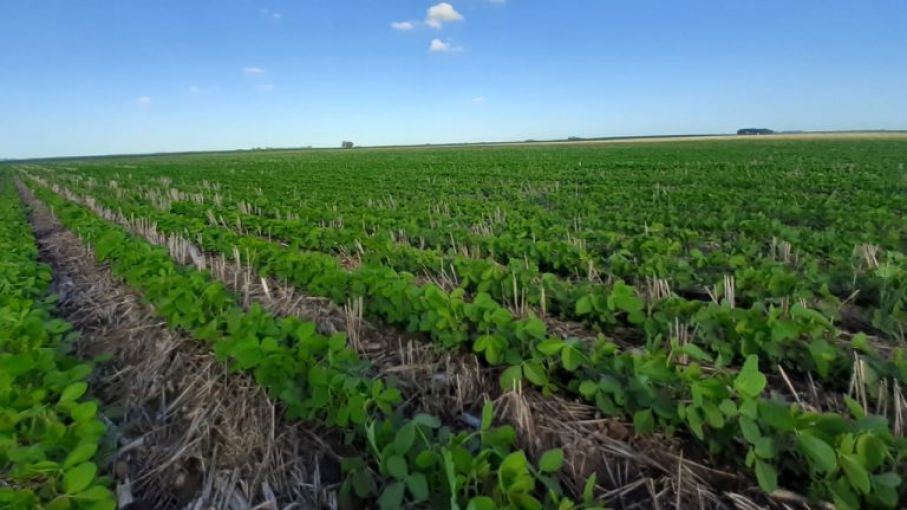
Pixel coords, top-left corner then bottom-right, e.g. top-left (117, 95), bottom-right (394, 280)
top-left (4, 137), bottom-right (906, 509)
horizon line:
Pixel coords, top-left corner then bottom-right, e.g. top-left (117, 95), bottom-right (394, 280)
top-left (4, 129), bottom-right (907, 163)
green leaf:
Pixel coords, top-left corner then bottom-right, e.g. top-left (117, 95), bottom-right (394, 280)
top-left (413, 413), bottom-right (441, 429)
top-left (46, 497), bottom-right (72, 510)
top-left (522, 362), bottom-right (548, 387)
top-left (63, 442), bottom-right (98, 469)
top-left (608, 282), bottom-right (644, 313)
top-left (538, 448), bottom-right (564, 473)
top-left (499, 365), bottom-right (523, 392)
top-left (796, 433), bottom-right (837, 473)
top-left (562, 345), bottom-right (583, 371)
top-left (70, 401), bottom-right (98, 423)
top-left (790, 303), bottom-right (833, 328)
top-left (840, 454), bottom-right (871, 495)
top-left (414, 450), bottom-right (436, 469)
top-left (844, 397), bottom-right (865, 419)
top-left (871, 475), bottom-right (900, 507)
top-left (500, 451), bottom-right (528, 474)
top-left (64, 462), bottom-right (97, 494)
top-left (467, 496), bottom-right (497, 510)
top-left (633, 409), bottom-right (655, 434)
top-left (771, 319), bottom-right (800, 343)
top-left (830, 477), bottom-right (860, 510)
top-left (536, 338), bottom-right (564, 356)
top-left (871, 472), bottom-right (901, 488)
top-left (757, 400), bottom-right (795, 431)
top-left (328, 334), bottom-right (346, 351)
top-left (579, 380), bottom-right (598, 398)
top-left (59, 382), bottom-right (88, 403)
top-left (351, 469), bottom-right (375, 499)
top-left (718, 399), bottom-right (737, 418)
top-left (679, 343), bottom-right (713, 363)
top-left (348, 395), bottom-right (367, 425)
top-left (575, 295), bottom-right (593, 316)
top-left (754, 437), bottom-right (777, 460)
top-left (684, 405), bottom-right (704, 440)
top-left (754, 460), bottom-right (778, 493)
top-left (84, 499), bottom-right (116, 510)
top-left (481, 400), bottom-right (494, 431)
top-left (405, 473), bottom-right (429, 502)
top-left (385, 455), bottom-right (408, 480)
top-left (394, 423), bottom-right (415, 455)
top-left (378, 481), bottom-right (406, 510)
top-left (855, 434), bottom-right (885, 471)
top-left (734, 355), bottom-right (766, 398)
top-left (582, 473), bottom-right (597, 504)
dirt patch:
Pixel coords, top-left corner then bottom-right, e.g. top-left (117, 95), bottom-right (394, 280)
top-left (19, 182), bottom-right (340, 509)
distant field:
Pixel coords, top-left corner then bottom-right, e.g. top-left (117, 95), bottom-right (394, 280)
top-left (351, 130), bottom-right (907, 151)
top-left (5, 138), bottom-right (907, 509)
top-left (537, 130), bottom-right (907, 145)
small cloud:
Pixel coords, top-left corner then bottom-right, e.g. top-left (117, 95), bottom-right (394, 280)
top-left (391, 20), bottom-right (415, 31)
top-left (136, 96), bottom-right (152, 109)
top-left (426, 2), bottom-right (463, 28)
top-left (472, 96), bottom-right (486, 103)
top-left (243, 67), bottom-right (265, 75)
top-left (261, 8), bottom-right (282, 21)
top-left (429, 38), bottom-right (461, 52)
top-left (257, 83), bottom-right (275, 93)
top-left (189, 85), bottom-right (200, 94)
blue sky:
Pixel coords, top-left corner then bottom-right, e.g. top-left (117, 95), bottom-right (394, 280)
top-left (1, 1), bottom-right (905, 158)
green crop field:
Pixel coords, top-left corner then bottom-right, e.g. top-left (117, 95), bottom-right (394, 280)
top-left (3, 137), bottom-right (906, 509)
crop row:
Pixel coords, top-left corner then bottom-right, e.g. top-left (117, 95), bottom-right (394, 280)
top-left (37, 163), bottom-right (907, 378)
top-left (23, 179), bottom-right (591, 510)
top-left (24, 172), bottom-right (907, 508)
top-left (35, 141), bottom-right (906, 341)
top-left (0, 174), bottom-right (116, 509)
top-left (32, 171), bottom-right (905, 394)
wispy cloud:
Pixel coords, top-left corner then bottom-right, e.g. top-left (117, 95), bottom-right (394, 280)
top-left (257, 83), bottom-right (275, 93)
top-left (429, 38), bottom-right (462, 52)
top-left (260, 8), bottom-right (282, 21)
top-left (243, 67), bottom-right (265, 75)
top-left (136, 96), bottom-right (152, 108)
top-left (391, 20), bottom-right (415, 31)
top-left (188, 85), bottom-right (200, 94)
top-left (472, 96), bottom-right (486, 103)
top-left (426, 3), bottom-right (463, 29)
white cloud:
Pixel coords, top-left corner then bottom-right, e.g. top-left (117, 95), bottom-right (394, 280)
top-left (261, 8), bottom-right (282, 21)
top-left (391, 20), bottom-right (415, 31)
top-left (472, 96), bottom-right (486, 103)
top-left (243, 67), bottom-right (265, 75)
top-left (136, 96), bottom-right (152, 108)
top-left (429, 38), bottom-right (461, 52)
top-left (426, 3), bottom-right (463, 28)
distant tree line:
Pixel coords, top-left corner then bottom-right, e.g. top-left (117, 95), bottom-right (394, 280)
top-left (737, 128), bottom-right (774, 135)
